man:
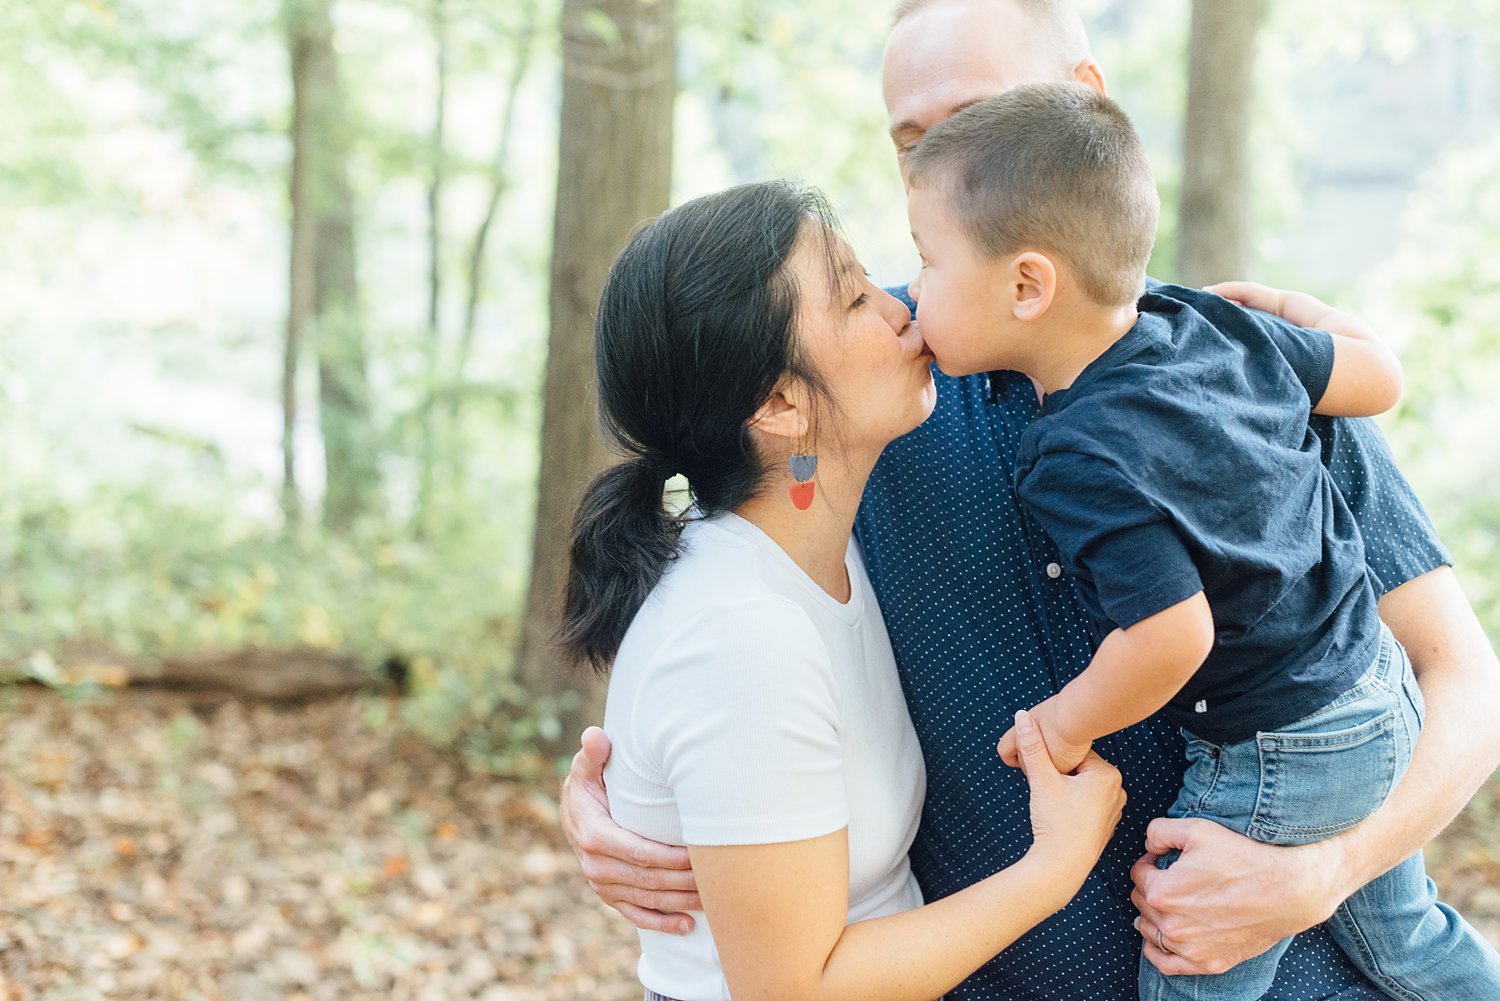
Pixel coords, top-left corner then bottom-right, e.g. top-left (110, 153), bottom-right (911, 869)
top-left (560, 1), bottom-right (1500, 997)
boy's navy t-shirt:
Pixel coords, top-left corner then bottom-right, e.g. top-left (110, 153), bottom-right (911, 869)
top-left (854, 282), bottom-right (1450, 1001)
top-left (1013, 284), bottom-right (1380, 744)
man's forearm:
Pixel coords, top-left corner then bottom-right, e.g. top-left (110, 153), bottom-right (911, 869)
top-left (1128, 567), bottom-right (1500, 978)
top-left (1328, 567), bottom-right (1500, 893)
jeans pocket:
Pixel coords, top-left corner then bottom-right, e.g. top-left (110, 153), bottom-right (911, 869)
top-left (1163, 735), bottom-right (1226, 823)
top-left (1399, 651), bottom-right (1427, 731)
top-left (1250, 708), bottom-right (1398, 845)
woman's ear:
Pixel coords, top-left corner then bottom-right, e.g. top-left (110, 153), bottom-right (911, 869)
top-left (1010, 251), bottom-right (1057, 321)
top-left (748, 382), bottom-right (810, 441)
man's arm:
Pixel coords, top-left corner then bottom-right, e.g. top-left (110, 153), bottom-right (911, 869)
top-left (559, 727), bottom-right (702, 934)
top-left (1130, 566), bottom-right (1500, 975)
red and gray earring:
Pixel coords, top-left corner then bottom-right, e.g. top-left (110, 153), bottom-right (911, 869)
top-left (788, 454), bottom-right (818, 510)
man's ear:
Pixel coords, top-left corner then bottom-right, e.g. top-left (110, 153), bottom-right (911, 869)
top-left (1010, 251), bottom-right (1057, 321)
top-left (748, 384), bottom-right (809, 441)
top-left (1072, 58), bottom-right (1107, 96)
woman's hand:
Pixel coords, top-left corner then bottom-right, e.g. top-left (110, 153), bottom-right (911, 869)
top-left (997, 697), bottom-right (1093, 774)
top-left (690, 709), bottom-right (1128, 1001)
top-left (1012, 709), bottom-right (1126, 880)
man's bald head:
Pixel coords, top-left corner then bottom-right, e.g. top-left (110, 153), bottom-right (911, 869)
top-left (883, 0), bottom-right (1102, 178)
top-left (890, 0), bottom-right (1090, 76)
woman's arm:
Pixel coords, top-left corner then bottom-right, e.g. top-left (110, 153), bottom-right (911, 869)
top-left (697, 711), bottom-right (1126, 1001)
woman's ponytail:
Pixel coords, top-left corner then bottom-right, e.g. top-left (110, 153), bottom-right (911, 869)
top-left (557, 459), bottom-right (684, 674)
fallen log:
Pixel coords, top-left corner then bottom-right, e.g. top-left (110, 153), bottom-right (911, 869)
top-left (6, 646), bottom-right (390, 701)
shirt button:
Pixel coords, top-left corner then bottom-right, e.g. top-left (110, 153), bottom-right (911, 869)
top-left (1046, 562), bottom-right (1062, 579)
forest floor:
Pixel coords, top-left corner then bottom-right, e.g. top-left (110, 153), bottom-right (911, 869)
top-left (2, 687), bottom-right (1498, 1001)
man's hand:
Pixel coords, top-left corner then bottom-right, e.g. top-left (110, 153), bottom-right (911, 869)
top-left (997, 696), bottom-right (1092, 774)
top-left (560, 727), bottom-right (703, 934)
top-left (1130, 567), bottom-right (1500, 976)
top-left (1128, 818), bottom-right (1346, 975)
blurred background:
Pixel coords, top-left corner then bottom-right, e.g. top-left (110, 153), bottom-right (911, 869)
top-left (2, 0), bottom-right (1498, 998)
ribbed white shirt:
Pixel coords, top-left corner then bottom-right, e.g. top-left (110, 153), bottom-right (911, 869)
top-left (603, 513), bottom-right (926, 1001)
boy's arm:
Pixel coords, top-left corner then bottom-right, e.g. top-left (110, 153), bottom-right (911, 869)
top-left (999, 592), bottom-right (1215, 773)
top-left (1207, 281), bottom-right (1402, 418)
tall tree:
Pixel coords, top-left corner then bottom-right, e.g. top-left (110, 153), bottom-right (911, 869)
top-left (453, 1), bottom-right (540, 430)
top-left (1176, 0), bottom-right (1270, 287)
top-left (416, 0), bottom-right (450, 535)
top-left (285, 0), bottom-right (379, 533)
top-left (516, 0), bottom-right (676, 746)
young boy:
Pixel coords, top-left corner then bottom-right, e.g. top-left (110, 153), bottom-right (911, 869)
top-left (904, 81), bottom-right (1500, 1001)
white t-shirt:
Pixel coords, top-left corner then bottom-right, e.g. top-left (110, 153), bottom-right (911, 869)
top-left (603, 513), bottom-right (926, 1001)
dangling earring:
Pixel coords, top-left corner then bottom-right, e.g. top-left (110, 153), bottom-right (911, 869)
top-left (788, 454), bottom-right (817, 510)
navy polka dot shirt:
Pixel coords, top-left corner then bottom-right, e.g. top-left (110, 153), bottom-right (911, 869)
top-left (852, 286), bottom-right (1452, 1001)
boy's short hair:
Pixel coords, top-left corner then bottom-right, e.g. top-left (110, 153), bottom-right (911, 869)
top-left (906, 81), bottom-right (1159, 307)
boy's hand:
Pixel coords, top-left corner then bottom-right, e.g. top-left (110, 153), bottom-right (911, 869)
top-left (998, 696), bottom-right (1092, 774)
top-left (1207, 280), bottom-right (1400, 417)
top-left (1204, 281), bottom-right (1333, 331)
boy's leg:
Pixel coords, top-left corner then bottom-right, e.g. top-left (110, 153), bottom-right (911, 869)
top-left (1323, 638), bottom-right (1500, 999)
top-left (1329, 852), bottom-right (1500, 1001)
top-left (1138, 731), bottom-right (1294, 1001)
top-left (1141, 626), bottom-right (1412, 1001)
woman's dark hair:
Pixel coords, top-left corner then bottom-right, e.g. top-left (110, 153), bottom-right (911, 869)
top-left (558, 180), bottom-right (844, 673)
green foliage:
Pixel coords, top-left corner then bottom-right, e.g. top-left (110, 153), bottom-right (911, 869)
top-left (1, 0), bottom-right (553, 761)
top-left (0, 480), bottom-right (521, 665)
top-left (0, 455), bottom-right (542, 763)
top-left (7, 0), bottom-right (1500, 773)
top-left (1372, 135), bottom-right (1500, 642)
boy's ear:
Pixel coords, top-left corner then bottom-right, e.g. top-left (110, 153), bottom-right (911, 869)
top-left (1010, 251), bottom-right (1057, 321)
top-left (748, 383), bottom-right (809, 441)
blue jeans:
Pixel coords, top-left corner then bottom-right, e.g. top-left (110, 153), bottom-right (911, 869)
top-left (1140, 625), bottom-right (1500, 1000)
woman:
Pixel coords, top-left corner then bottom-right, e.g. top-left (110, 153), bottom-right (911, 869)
top-left (558, 180), bottom-right (1125, 1001)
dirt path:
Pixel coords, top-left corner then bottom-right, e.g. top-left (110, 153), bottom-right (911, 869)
top-left (2, 688), bottom-right (1496, 1000)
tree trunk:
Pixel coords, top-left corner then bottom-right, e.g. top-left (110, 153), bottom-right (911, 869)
top-left (453, 2), bottom-right (539, 431)
top-left (1176, 0), bottom-right (1270, 288)
top-left (286, 0), bottom-right (379, 533)
top-left (417, 0), bottom-right (449, 536)
top-left (516, 0), bottom-right (676, 749)
top-left (283, 3), bottom-right (317, 528)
